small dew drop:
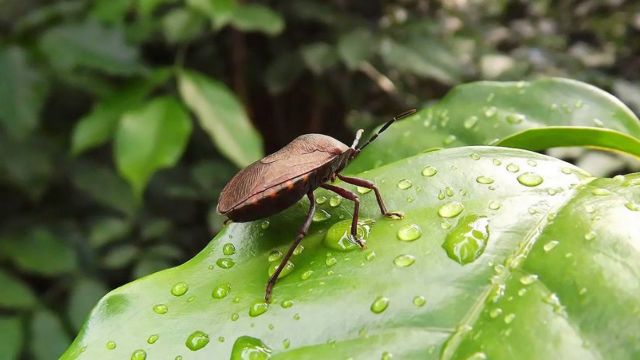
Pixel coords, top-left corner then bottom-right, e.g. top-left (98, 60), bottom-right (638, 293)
top-left (504, 313), bottom-right (516, 324)
top-left (324, 219), bottom-right (371, 251)
top-left (422, 166), bottom-right (438, 177)
top-left (397, 224), bottom-right (422, 241)
top-left (223, 243), bottom-right (236, 256)
top-left (370, 296), bottom-right (390, 314)
top-left (413, 296), bottom-right (426, 307)
top-left (268, 261), bottom-right (294, 279)
top-left (625, 202), bottom-right (640, 211)
top-left (357, 186), bottom-right (372, 194)
top-left (249, 302), bottom-right (269, 317)
top-left (301, 270), bottom-right (314, 280)
top-left (464, 116), bottom-right (478, 129)
top-left (543, 240), bottom-right (559, 252)
top-left (147, 334), bottom-right (159, 344)
top-left (106, 341), bottom-right (116, 350)
top-left (171, 282), bottom-right (189, 297)
top-left (185, 331), bottom-right (209, 351)
top-left (153, 304), bottom-right (168, 314)
top-left (281, 300), bottom-right (294, 308)
top-left (438, 201), bottom-right (464, 218)
top-left (231, 313), bottom-right (239, 321)
top-left (212, 283), bottom-right (231, 299)
top-left (519, 274), bottom-right (538, 285)
top-left (293, 244), bottom-right (304, 256)
top-left (381, 351), bottom-right (393, 360)
top-left (489, 308), bottom-right (502, 318)
top-left (393, 254), bottom-right (416, 268)
top-left (261, 220), bottom-right (270, 229)
top-left (506, 163), bottom-right (520, 173)
top-left (268, 250), bottom-right (283, 263)
top-left (329, 196), bottom-right (342, 207)
top-left (230, 336), bottom-right (272, 360)
top-left (506, 113), bottom-right (525, 124)
top-left (131, 349), bottom-right (147, 360)
top-left (470, 153), bottom-right (481, 160)
top-left (517, 173), bottom-right (543, 187)
top-left (488, 201), bottom-right (501, 210)
top-left (397, 179), bottom-right (413, 190)
top-left (467, 352), bottom-right (488, 360)
top-left (443, 134), bottom-right (457, 145)
top-left (484, 106), bottom-right (497, 117)
top-left (584, 231), bottom-right (596, 241)
top-left (315, 195), bottom-right (327, 205)
top-left (217, 258), bottom-right (236, 269)
top-left (476, 176), bottom-right (494, 185)
top-left (365, 250), bottom-right (377, 261)
top-left (325, 257), bottom-right (338, 267)
top-left (313, 209), bottom-right (332, 222)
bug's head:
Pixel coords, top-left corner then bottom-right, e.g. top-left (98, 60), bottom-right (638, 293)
top-left (349, 109), bottom-right (417, 159)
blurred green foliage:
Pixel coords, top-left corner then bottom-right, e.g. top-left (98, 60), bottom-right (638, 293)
top-left (0, 0), bottom-right (639, 358)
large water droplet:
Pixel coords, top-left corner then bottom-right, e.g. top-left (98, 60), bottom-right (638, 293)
top-left (223, 243), bottom-right (236, 256)
top-left (438, 201), bottom-right (464, 218)
top-left (217, 258), bottom-right (235, 269)
top-left (249, 302), bottom-right (269, 317)
top-left (131, 349), bottom-right (147, 360)
top-left (393, 254), bottom-right (416, 267)
top-left (517, 173), bottom-right (543, 187)
top-left (268, 261), bottom-right (294, 279)
top-left (230, 336), bottom-right (272, 360)
top-left (185, 330), bottom-right (210, 351)
top-left (324, 219), bottom-right (372, 251)
top-left (370, 296), bottom-right (390, 314)
top-left (171, 282), bottom-right (189, 297)
top-left (421, 166), bottom-right (438, 177)
top-left (313, 209), bottom-right (332, 222)
top-left (397, 179), bottom-right (412, 190)
top-left (442, 215), bottom-right (489, 265)
top-left (212, 283), bottom-right (231, 299)
top-left (153, 304), bottom-right (168, 314)
top-left (397, 224), bottom-right (422, 241)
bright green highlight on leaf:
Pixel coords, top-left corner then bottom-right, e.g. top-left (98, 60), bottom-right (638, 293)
top-left (114, 96), bottom-right (192, 198)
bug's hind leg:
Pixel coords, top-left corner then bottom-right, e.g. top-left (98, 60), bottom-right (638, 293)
top-left (337, 174), bottom-right (403, 219)
top-left (320, 183), bottom-right (366, 248)
top-left (265, 191), bottom-right (316, 303)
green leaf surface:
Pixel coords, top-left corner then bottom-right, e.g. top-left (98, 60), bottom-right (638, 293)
top-left (62, 146), bottom-right (640, 359)
top-left (0, 229), bottom-right (76, 277)
top-left (0, 46), bottom-right (48, 139)
top-left (229, 4), bottom-right (285, 36)
top-left (0, 316), bottom-right (23, 359)
top-left (348, 78), bottom-right (640, 174)
top-left (0, 269), bottom-right (37, 310)
top-left (114, 96), bottom-right (192, 198)
top-left (31, 310), bottom-right (70, 359)
top-left (71, 70), bottom-right (171, 155)
top-left (178, 70), bottom-right (263, 167)
top-left (39, 20), bottom-right (143, 75)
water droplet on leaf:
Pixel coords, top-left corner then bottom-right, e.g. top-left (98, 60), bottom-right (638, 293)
top-left (442, 215), bottom-right (489, 265)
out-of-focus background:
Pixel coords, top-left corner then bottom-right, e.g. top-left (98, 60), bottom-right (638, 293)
top-left (0, 0), bottom-right (639, 358)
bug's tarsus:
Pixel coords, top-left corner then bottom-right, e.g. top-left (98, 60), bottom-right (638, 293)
top-left (320, 183), bottom-right (366, 248)
top-left (357, 109), bottom-right (417, 152)
top-left (265, 191), bottom-right (316, 303)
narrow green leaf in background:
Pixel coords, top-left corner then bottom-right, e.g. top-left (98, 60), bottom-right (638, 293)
top-left (186, 0), bottom-right (235, 29)
top-left (0, 316), bottom-right (23, 359)
top-left (178, 70), bottom-right (263, 167)
top-left (70, 161), bottom-right (137, 217)
top-left (338, 29), bottom-right (376, 70)
top-left (161, 8), bottom-right (206, 44)
top-left (71, 70), bottom-right (171, 155)
top-left (39, 20), bottom-right (143, 75)
top-left (114, 96), bottom-right (192, 198)
top-left (0, 269), bottom-right (37, 309)
top-left (0, 229), bottom-right (76, 276)
top-left (31, 310), bottom-right (70, 359)
top-left (0, 46), bottom-right (48, 139)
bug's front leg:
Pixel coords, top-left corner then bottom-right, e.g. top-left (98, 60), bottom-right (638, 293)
top-left (337, 174), bottom-right (403, 219)
top-left (320, 183), bottom-right (366, 248)
top-left (265, 191), bottom-right (316, 303)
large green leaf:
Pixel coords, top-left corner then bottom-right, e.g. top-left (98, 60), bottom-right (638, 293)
top-left (348, 78), bottom-right (640, 174)
top-left (0, 46), bottom-right (48, 139)
top-left (62, 146), bottom-right (640, 359)
top-left (114, 96), bottom-right (192, 198)
top-left (178, 70), bottom-right (263, 168)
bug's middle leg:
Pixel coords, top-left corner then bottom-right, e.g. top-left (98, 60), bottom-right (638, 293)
top-left (337, 174), bottom-right (403, 218)
top-left (320, 183), bottom-right (365, 248)
top-left (265, 191), bottom-right (316, 303)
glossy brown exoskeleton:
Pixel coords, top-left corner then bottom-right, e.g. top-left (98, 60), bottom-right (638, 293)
top-left (217, 109), bottom-right (415, 302)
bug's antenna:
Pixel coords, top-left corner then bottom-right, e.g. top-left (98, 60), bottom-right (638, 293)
top-left (351, 129), bottom-right (364, 149)
top-left (357, 109), bottom-right (416, 151)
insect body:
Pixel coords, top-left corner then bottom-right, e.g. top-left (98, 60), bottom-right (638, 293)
top-left (217, 109), bottom-right (416, 302)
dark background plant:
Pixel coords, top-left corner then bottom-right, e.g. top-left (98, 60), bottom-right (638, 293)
top-left (0, 0), bottom-right (639, 358)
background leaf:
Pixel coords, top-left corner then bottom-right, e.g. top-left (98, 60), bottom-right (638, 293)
top-left (229, 4), bottom-right (285, 36)
top-left (68, 278), bottom-right (108, 331)
top-left (31, 310), bottom-right (70, 359)
top-left (337, 29), bottom-right (376, 70)
top-left (0, 316), bottom-right (23, 359)
top-left (0, 229), bottom-right (76, 276)
top-left (0, 46), bottom-right (48, 139)
top-left (114, 96), bottom-right (193, 198)
top-left (0, 269), bottom-right (37, 309)
top-left (178, 70), bottom-right (263, 167)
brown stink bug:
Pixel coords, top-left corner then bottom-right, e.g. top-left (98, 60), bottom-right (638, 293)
top-left (217, 109), bottom-right (416, 302)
